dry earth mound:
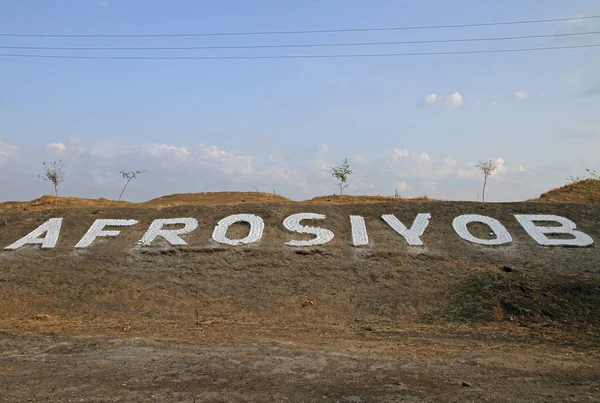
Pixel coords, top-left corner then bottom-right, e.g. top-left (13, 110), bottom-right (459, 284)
top-left (0, 192), bottom-right (290, 213)
top-left (532, 179), bottom-right (600, 204)
top-left (306, 195), bottom-right (433, 203)
top-left (0, 195), bottom-right (132, 213)
top-left (141, 191), bottom-right (291, 207)
top-left (7, 176), bottom-right (598, 215)
top-left (1, 201), bottom-right (597, 333)
top-left (1, 199), bottom-right (599, 400)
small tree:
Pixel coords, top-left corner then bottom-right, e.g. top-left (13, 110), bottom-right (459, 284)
top-left (567, 168), bottom-right (600, 184)
top-left (332, 158), bottom-right (353, 196)
top-left (119, 170), bottom-right (144, 201)
top-left (476, 159), bottom-right (499, 202)
top-left (39, 160), bottom-right (65, 208)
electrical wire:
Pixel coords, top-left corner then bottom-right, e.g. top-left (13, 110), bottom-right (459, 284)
top-left (1, 30), bottom-right (598, 51)
top-left (1, 43), bottom-right (598, 59)
top-left (0, 15), bottom-right (598, 37)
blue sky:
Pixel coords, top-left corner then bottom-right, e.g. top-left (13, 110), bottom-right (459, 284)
top-left (0, 0), bottom-right (599, 202)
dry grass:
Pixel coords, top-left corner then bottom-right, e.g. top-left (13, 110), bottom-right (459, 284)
top-left (2, 177), bottom-right (599, 214)
top-left (305, 195), bottom-right (434, 204)
top-left (0, 195), bottom-right (132, 213)
top-left (531, 179), bottom-right (600, 204)
top-left (0, 192), bottom-right (436, 212)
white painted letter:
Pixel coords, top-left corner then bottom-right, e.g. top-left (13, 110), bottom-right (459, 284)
top-left (452, 214), bottom-right (512, 245)
top-left (283, 213), bottom-right (334, 247)
top-left (514, 214), bottom-right (593, 246)
top-left (140, 218), bottom-right (198, 246)
top-left (75, 219), bottom-right (138, 248)
top-left (5, 218), bottom-right (63, 250)
top-left (381, 214), bottom-right (430, 246)
top-left (212, 214), bottom-right (264, 246)
top-left (350, 215), bottom-right (369, 246)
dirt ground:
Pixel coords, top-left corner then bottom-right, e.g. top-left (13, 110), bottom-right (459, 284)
top-left (0, 192), bottom-right (434, 214)
top-left (0, 197), bottom-right (599, 401)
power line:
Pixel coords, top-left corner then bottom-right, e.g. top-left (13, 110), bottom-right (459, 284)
top-left (1, 15), bottom-right (599, 38)
top-left (1, 43), bottom-right (598, 60)
top-left (1, 30), bottom-right (599, 51)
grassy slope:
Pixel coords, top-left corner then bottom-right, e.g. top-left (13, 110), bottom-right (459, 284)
top-left (532, 179), bottom-right (600, 204)
top-left (0, 201), bottom-right (598, 336)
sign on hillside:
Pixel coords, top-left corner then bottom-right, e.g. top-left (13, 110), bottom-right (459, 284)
top-left (2, 212), bottom-right (594, 250)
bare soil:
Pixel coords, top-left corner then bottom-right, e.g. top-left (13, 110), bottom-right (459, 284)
top-left (306, 196), bottom-right (435, 205)
top-left (0, 192), bottom-right (290, 213)
top-left (0, 197), bottom-right (599, 401)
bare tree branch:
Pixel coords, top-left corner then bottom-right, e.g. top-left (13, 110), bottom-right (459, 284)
top-left (39, 160), bottom-right (65, 208)
top-left (119, 170), bottom-right (145, 201)
top-left (476, 160), bottom-right (499, 202)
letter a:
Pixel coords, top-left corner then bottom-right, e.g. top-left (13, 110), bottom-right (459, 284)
top-left (5, 218), bottom-right (63, 250)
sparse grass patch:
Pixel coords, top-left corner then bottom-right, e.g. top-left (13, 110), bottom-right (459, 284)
top-left (425, 272), bottom-right (600, 328)
top-left (534, 179), bottom-right (600, 204)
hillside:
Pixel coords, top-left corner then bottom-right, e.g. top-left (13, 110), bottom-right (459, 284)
top-left (3, 177), bottom-right (599, 215)
top-left (532, 179), bottom-right (600, 204)
top-left (0, 192), bottom-right (289, 213)
top-left (0, 195), bottom-right (132, 213)
top-left (0, 200), bottom-right (599, 401)
top-left (306, 194), bottom-right (433, 203)
top-left (0, 192), bottom-right (432, 213)
top-left (141, 191), bottom-right (292, 207)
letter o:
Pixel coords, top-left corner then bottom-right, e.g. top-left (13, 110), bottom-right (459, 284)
top-left (212, 214), bottom-right (264, 246)
top-left (452, 214), bottom-right (512, 245)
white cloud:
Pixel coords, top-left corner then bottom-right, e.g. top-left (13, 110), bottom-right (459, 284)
top-left (88, 141), bottom-right (128, 159)
top-left (440, 92), bottom-right (464, 108)
top-left (419, 92), bottom-right (464, 108)
top-left (350, 154), bottom-right (368, 165)
top-left (413, 151), bottom-right (431, 164)
top-left (423, 93), bottom-right (438, 106)
top-left (515, 91), bottom-right (529, 101)
top-left (493, 157), bottom-right (506, 175)
top-left (458, 157), bottom-right (516, 179)
top-left (392, 148), bottom-right (409, 160)
top-left (136, 143), bottom-right (190, 161)
top-left (394, 181), bottom-right (408, 192)
top-left (306, 143), bottom-right (329, 158)
top-left (46, 142), bottom-right (66, 153)
top-left (474, 98), bottom-right (484, 106)
top-left (0, 141), bottom-right (19, 166)
top-left (0, 139), bottom-right (539, 203)
top-left (307, 159), bottom-right (329, 171)
top-left (314, 144), bottom-right (328, 154)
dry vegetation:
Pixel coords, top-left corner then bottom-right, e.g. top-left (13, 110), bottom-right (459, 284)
top-left (532, 179), bottom-right (600, 204)
top-left (2, 178), bottom-right (598, 214)
top-left (140, 191), bottom-right (291, 207)
top-left (0, 192), bottom-right (436, 213)
top-left (0, 187), bottom-right (599, 401)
